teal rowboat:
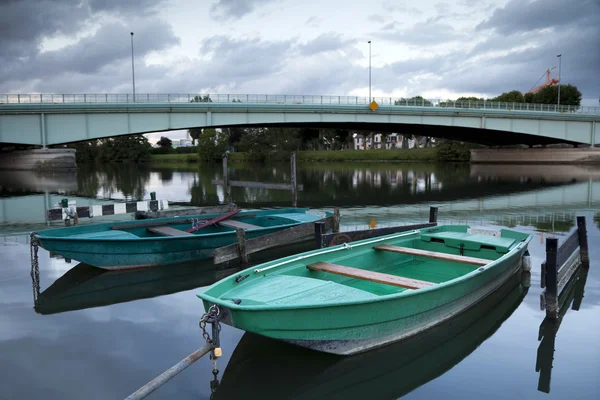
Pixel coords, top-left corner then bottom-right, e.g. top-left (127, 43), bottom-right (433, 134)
top-left (33, 208), bottom-right (326, 270)
top-left (197, 224), bottom-right (532, 355)
top-left (213, 269), bottom-right (529, 399)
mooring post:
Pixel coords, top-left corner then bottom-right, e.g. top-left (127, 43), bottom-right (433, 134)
top-left (315, 221), bottom-right (325, 249)
top-left (429, 206), bottom-right (438, 223)
top-left (236, 228), bottom-right (248, 265)
top-left (222, 152), bottom-right (230, 202)
top-left (545, 238), bottom-right (559, 318)
top-left (291, 151), bottom-right (297, 207)
top-left (576, 216), bottom-right (589, 267)
top-left (333, 208), bottom-right (340, 233)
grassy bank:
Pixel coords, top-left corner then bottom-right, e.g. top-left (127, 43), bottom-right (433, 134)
top-left (150, 148), bottom-right (438, 165)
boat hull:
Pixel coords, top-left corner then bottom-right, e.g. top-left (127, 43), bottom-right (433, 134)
top-left (204, 241), bottom-right (528, 355)
top-left (34, 209), bottom-right (325, 269)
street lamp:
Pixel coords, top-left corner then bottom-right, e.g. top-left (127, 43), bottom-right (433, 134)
top-left (368, 41), bottom-right (372, 102)
top-left (557, 54), bottom-right (561, 108)
top-left (131, 32), bottom-right (136, 102)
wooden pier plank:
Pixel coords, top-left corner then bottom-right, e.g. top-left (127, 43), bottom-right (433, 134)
top-left (373, 244), bottom-right (490, 266)
top-left (307, 262), bottom-right (435, 290)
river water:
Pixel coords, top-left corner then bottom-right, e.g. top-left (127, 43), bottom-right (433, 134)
top-left (0, 162), bottom-right (598, 399)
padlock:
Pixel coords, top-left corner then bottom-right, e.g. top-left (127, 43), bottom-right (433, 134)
top-left (213, 347), bottom-right (222, 358)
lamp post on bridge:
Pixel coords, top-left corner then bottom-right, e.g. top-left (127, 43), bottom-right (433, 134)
top-left (131, 32), bottom-right (136, 102)
top-left (557, 54), bottom-right (561, 108)
top-left (368, 40), bottom-right (372, 102)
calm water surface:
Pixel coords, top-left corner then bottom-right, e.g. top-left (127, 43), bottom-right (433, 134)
top-left (0, 162), bottom-right (599, 399)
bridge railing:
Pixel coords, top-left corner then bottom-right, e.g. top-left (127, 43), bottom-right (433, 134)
top-left (0, 93), bottom-right (598, 114)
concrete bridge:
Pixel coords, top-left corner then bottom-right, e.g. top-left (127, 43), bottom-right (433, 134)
top-left (1, 93), bottom-right (598, 147)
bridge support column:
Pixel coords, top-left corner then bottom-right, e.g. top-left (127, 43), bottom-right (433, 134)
top-left (592, 121), bottom-right (596, 147)
top-left (40, 113), bottom-right (47, 149)
top-left (0, 148), bottom-right (77, 170)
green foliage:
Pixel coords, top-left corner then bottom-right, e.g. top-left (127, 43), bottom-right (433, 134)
top-left (236, 127), bottom-right (301, 162)
top-left (188, 128), bottom-right (202, 145)
top-left (197, 128), bottom-right (229, 162)
top-left (190, 95), bottom-right (212, 103)
top-left (157, 136), bottom-right (173, 149)
top-left (530, 84), bottom-right (582, 106)
top-left (394, 96), bottom-right (433, 106)
top-left (524, 92), bottom-right (535, 103)
top-left (69, 135), bottom-right (152, 164)
top-left (492, 90), bottom-right (525, 103)
top-left (435, 139), bottom-right (473, 161)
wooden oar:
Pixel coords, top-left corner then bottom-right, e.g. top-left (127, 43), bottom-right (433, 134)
top-left (185, 209), bottom-right (242, 233)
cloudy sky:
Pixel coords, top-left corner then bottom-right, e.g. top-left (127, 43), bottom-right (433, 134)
top-left (1, 0), bottom-right (598, 143)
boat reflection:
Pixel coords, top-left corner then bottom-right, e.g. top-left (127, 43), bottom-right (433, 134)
top-left (33, 261), bottom-right (241, 315)
top-left (213, 269), bottom-right (531, 400)
top-left (536, 265), bottom-right (590, 393)
top-left (32, 238), bottom-right (318, 315)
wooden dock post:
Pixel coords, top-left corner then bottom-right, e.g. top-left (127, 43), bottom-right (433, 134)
top-left (333, 208), bottom-right (340, 233)
top-left (291, 151), bottom-right (297, 207)
top-left (577, 216), bottom-right (589, 267)
top-left (545, 238), bottom-right (559, 318)
top-left (222, 151), bottom-right (230, 202)
top-left (429, 207), bottom-right (438, 223)
top-left (315, 221), bottom-right (325, 249)
top-left (235, 228), bottom-right (249, 265)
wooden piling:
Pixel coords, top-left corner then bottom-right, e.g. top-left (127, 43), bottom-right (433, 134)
top-left (576, 216), bottom-right (589, 267)
top-left (315, 221), bottom-right (325, 249)
top-left (235, 228), bottom-right (248, 265)
top-left (333, 208), bottom-right (340, 233)
top-left (545, 238), bottom-right (559, 318)
top-left (291, 151), bottom-right (297, 207)
top-left (222, 152), bottom-right (230, 202)
top-left (429, 207), bottom-right (438, 223)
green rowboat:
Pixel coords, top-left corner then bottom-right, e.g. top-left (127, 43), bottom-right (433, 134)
top-left (213, 269), bottom-right (529, 399)
top-left (197, 224), bottom-right (532, 355)
top-left (33, 208), bottom-right (327, 270)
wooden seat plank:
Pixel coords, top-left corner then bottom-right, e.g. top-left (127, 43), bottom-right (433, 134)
top-left (148, 226), bottom-right (193, 237)
top-left (373, 244), bottom-right (489, 266)
top-left (219, 219), bottom-right (262, 230)
top-left (307, 262), bottom-right (435, 290)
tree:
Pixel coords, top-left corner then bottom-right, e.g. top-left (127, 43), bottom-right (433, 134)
top-left (157, 136), bottom-right (173, 149)
top-left (197, 128), bottom-right (228, 162)
top-left (395, 96), bottom-right (433, 106)
top-left (188, 128), bottom-right (202, 145)
top-left (492, 90), bottom-right (525, 103)
top-left (531, 84), bottom-right (582, 106)
top-left (190, 95), bottom-right (212, 103)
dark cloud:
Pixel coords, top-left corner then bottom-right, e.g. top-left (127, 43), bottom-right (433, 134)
top-left (0, 0), bottom-right (178, 93)
top-left (477, 0), bottom-right (599, 34)
top-left (209, 0), bottom-right (278, 20)
top-left (0, 19), bottom-right (179, 91)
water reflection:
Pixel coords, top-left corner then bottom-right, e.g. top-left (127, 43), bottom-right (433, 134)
top-left (30, 239), bottom-right (318, 315)
top-left (536, 266), bottom-right (590, 394)
top-left (213, 269), bottom-right (530, 400)
top-left (32, 262), bottom-right (240, 315)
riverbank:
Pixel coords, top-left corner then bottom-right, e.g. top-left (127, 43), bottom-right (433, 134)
top-left (150, 148), bottom-right (438, 166)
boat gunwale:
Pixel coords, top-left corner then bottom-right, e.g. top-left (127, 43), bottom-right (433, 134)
top-left (33, 209), bottom-right (321, 241)
top-left (197, 227), bottom-right (533, 311)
